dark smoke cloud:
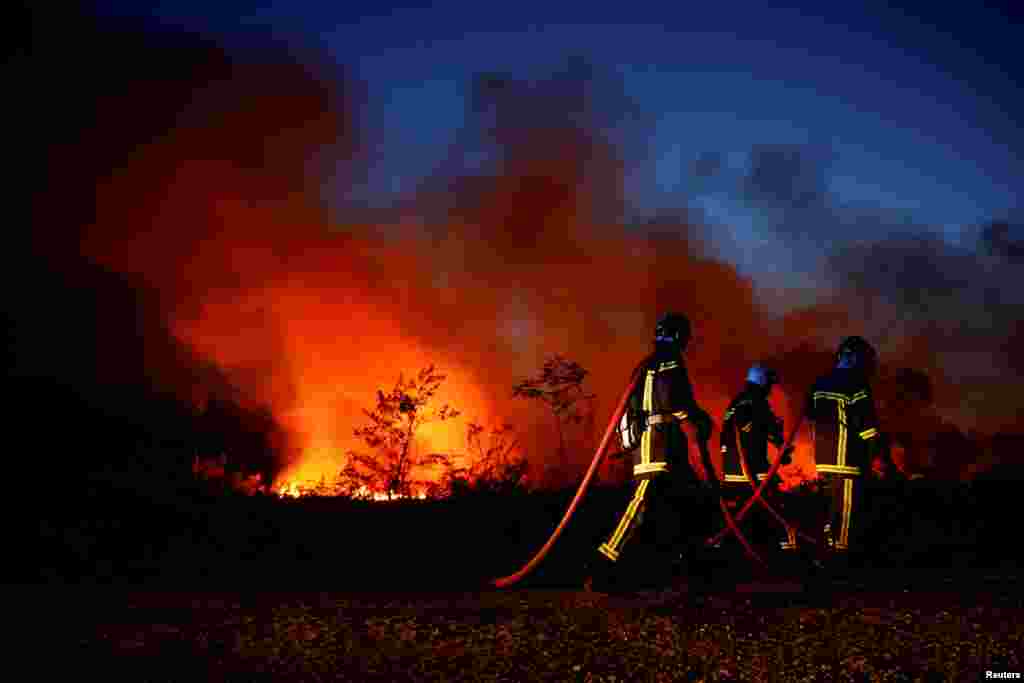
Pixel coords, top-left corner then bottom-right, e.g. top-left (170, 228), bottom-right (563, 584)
top-left (980, 216), bottom-right (1024, 265)
top-left (723, 139), bottom-right (1023, 436)
top-left (824, 228), bottom-right (1023, 429)
top-left (740, 144), bottom-right (831, 214)
top-left (691, 151), bottom-right (725, 180)
top-left (374, 61), bottom-right (806, 485)
top-left (666, 135), bottom-right (1024, 477)
top-left (8, 6), bottom-right (358, 483)
top-left (15, 3), bottom-right (1020, 490)
top-left (736, 143), bottom-right (928, 247)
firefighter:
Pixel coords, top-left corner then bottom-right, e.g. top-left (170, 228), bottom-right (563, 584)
top-left (805, 336), bottom-right (896, 573)
top-left (720, 364), bottom-right (796, 553)
top-left (585, 312), bottom-right (717, 593)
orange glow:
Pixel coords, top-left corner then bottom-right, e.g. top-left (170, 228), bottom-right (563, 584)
top-left (770, 388), bottom-right (817, 490)
top-left (77, 49), bottom-right (925, 495)
top-left (274, 482), bottom-right (427, 501)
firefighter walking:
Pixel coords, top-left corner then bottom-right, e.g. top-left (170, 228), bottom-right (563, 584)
top-left (806, 336), bottom-right (896, 574)
top-left (585, 313), bottom-right (718, 593)
top-left (719, 364), bottom-right (797, 554)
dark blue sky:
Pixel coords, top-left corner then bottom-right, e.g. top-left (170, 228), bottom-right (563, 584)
top-left (97, 1), bottom-right (1020, 290)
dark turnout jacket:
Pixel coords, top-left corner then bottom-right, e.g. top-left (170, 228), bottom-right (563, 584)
top-left (720, 383), bottom-right (785, 483)
top-left (805, 367), bottom-right (881, 477)
top-left (628, 350), bottom-right (705, 480)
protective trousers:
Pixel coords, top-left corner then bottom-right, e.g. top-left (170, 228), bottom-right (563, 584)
top-left (597, 474), bottom-right (715, 567)
top-left (819, 473), bottom-right (865, 552)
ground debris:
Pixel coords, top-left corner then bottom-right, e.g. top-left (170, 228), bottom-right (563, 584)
top-left (69, 585), bottom-right (1024, 681)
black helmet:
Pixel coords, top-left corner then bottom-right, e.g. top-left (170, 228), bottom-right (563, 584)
top-left (836, 336), bottom-right (877, 373)
top-left (655, 312), bottom-right (691, 349)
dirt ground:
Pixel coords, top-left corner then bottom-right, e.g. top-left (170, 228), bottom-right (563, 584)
top-left (51, 572), bottom-right (1024, 682)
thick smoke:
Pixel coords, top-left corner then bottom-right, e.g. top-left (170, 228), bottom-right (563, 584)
top-left (21, 11), bottom-right (780, 488)
top-left (729, 143), bottom-right (1024, 476)
top-left (9, 6), bottom-right (348, 484)
top-left (18, 6), bottom-right (1020, 490)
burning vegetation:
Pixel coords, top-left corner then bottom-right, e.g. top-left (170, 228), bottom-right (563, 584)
top-left (10, 6), bottom-right (1023, 509)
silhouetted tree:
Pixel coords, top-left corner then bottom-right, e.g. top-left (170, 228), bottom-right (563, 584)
top-left (513, 354), bottom-right (595, 483)
top-left (446, 421), bottom-right (529, 496)
top-left (341, 365), bottom-right (460, 499)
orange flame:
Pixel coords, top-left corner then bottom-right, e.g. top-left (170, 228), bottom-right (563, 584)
top-left (273, 481), bottom-right (427, 501)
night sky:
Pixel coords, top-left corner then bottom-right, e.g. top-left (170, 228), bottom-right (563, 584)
top-left (13, 1), bottom-right (1024, 486)
top-left (98, 2), bottom-right (1020, 227)
top-left (91, 2), bottom-right (1022, 305)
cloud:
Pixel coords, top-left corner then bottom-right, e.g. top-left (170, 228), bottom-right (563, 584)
top-left (710, 134), bottom-right (1022, 429)
top-left (740, 144), bottom-right (831, 213)
top-left (691, 151), bottom-right (725, 180)
top-left (980, 216), bottom-right (1024, 265)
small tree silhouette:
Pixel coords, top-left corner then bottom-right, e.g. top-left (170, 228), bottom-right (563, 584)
top-left (340, 365), bottom-right (460, 499)
top-left (446, 421), bottom-right (529, 496)
top-left (513, 355), bottom-right (595, 484)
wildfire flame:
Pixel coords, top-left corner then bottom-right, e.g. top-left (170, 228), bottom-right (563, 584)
top-left (273, 481), bottom-right (427, 501)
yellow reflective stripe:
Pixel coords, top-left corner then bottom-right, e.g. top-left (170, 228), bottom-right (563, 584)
top-left (817, 464), bottom-right (861, 476)
top-left (720, 445), bottom-right (728, 454)
top-left (723, 474), bottom-right (747, 483)
top-left (639, 370), bottom-right (654, 469)
top-left (657, 361), bottom-right (679, 371)
top-left (633, 462), bottom-right (669, 475)
top-left (755, 473), bottom-right (770, 481)
top-left (606, 481), bottom-right (647, 548)
top-left (813, 389), bottom-right (869, 404)
top-left (648, 411), bottom-right (689, 425)
top-left (838, 478), bottom-right (854, 550)
top-left (723, 409), bottom-right (734, 420)
top-left (859, 427), bottom-right (879, 440)
top-left (598, 544), bottom-right (619, 562)
top-left (606, 479), bottom-right (650, 554)
top-left (837, 397), bottom-right (848, 468)
top-left (741, 423), bottom-right (752, 432)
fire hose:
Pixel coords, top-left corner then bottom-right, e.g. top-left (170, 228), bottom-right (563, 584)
top-left (700, 413), bottom-right (819, 569)
top-left (704, 413), bottom-right (808, 549)
top-left (492, 355), bottom-right (774, 588)
top-left (693, 427), bottom-right (770, 568)
top-left (491, 354), bottom-right (653, 588)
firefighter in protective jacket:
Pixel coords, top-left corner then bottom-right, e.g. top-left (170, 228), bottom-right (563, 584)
top-left (586, 313), bottom-right (716, 592)
top-left (720, 364), bottom-right (797, 551)
top-left (806, 336), bottom-right (894, 560)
